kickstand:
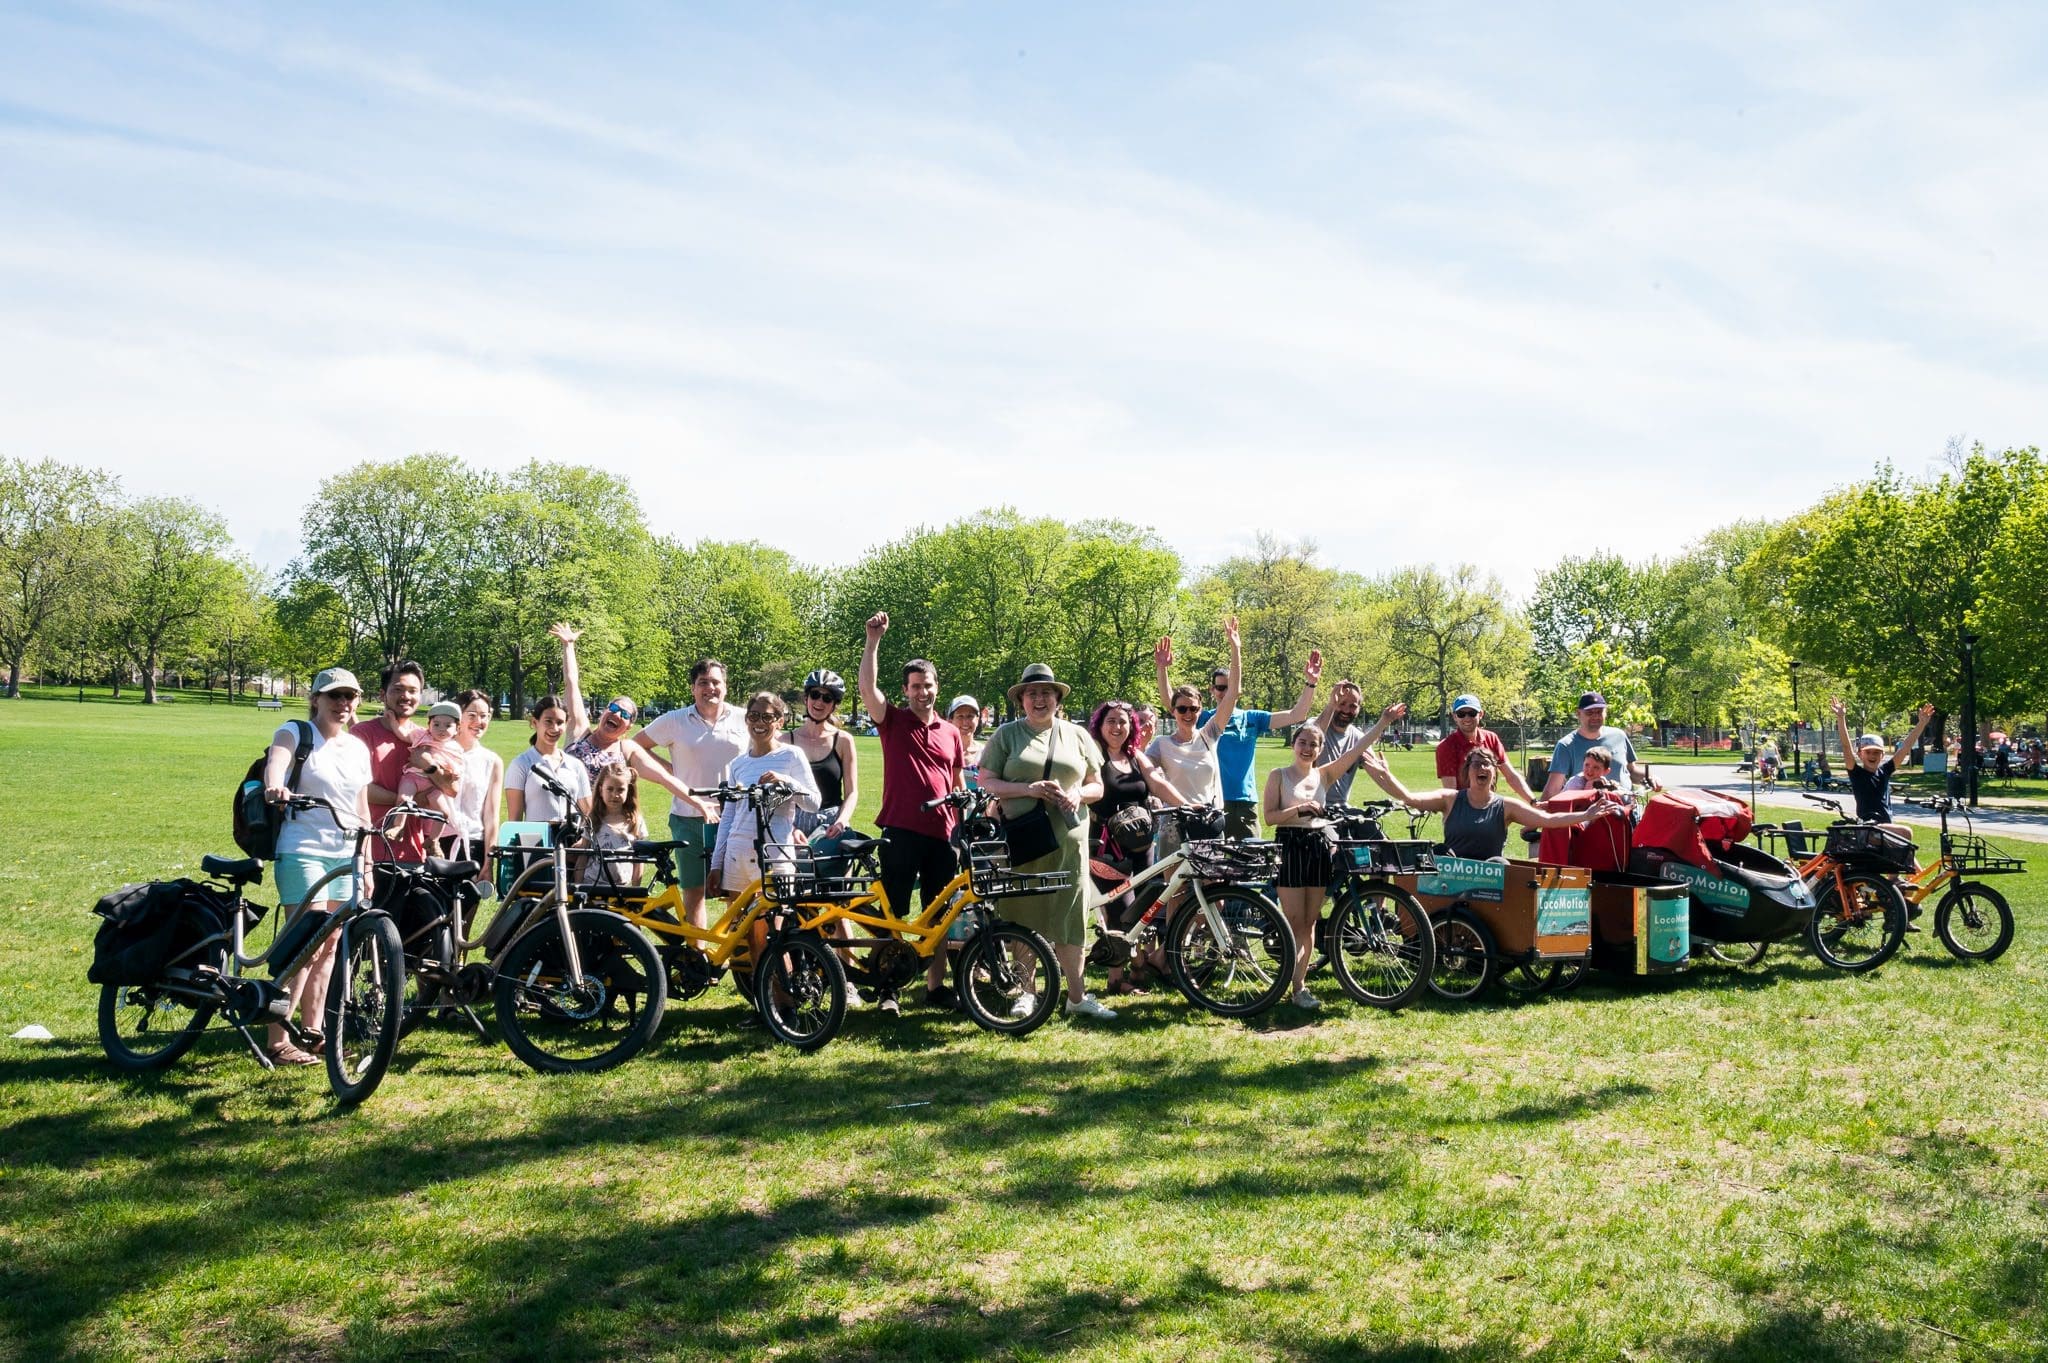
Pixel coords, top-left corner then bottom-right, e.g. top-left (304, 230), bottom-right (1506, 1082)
top-left (234, 1020), bottom-right (277, 1070)
top-left (459, 1003), bottom-right (489, 1038)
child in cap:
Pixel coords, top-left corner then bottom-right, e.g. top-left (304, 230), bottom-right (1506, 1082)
top-left (400, 699), bottom-right (466, 835)
top-left (1832, 696), bottom-right (1937, 824)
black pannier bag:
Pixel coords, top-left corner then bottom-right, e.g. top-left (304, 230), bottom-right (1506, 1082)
top-left (372, 872), bottom-right (461, 950)
top-left (89, 879), bottom-right (236, 986)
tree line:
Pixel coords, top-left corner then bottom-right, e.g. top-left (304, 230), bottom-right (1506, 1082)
top-left (4, 445), bottom-right (2043, 742)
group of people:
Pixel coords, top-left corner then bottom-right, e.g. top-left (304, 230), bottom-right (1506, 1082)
top-left (261, 616), bottom-right (1953, 1059)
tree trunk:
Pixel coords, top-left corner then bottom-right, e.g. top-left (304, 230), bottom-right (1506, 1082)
top-left (5, 656), bottom-right (20, 699)
top-left (509, 643), bottom-right (527, 721)
top-left (142, 649), bottom-right (159, 704)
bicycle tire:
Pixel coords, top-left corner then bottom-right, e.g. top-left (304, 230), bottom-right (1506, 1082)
top-left (1427, 908), bottom-right (1495, 1002)
top-left (97, 982), bottom-right (215, 1071)
top-left (494, 907), bottom-right (667, 1074)
top-left (955, 922), bottom-right (1060, 1036)
top-left (754, 933), bottom-right (848, 1051)
top-left (1500, 958), bottom-right (1577, 997)
top-left (1166, 887), bottom-right (1294, 1018)
top-left (398, 922), bottom-right (459, 1040)
top-left (1700, 937), bottom-right (1770, 967)
top-left (1327, 882), bottom-right (1435, 1011)
top-left (1934, 883), bottom-right (2014, 962)
top-left (1806, 870), bottom-right (1906, 973)
top-left (324, 912), bottom-right (405, 1105)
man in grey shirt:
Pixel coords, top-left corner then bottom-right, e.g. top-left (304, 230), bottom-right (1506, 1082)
top-left (1309, 683), bottom-right (1407, 804)
top-left (1544, 691), bottom-right (1646, 797)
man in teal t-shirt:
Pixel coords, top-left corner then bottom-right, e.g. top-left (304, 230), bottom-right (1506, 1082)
top-left (1158, 637), bottom-right (1322, 839)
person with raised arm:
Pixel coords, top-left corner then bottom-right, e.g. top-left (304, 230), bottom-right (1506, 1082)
top-left (1260, 720), bottom-right (1393, 1009)
top-left (857, 611), bottom-right (966, 1016)
top-left (1146, 617), bottom-right (1243, 845)
top-left (552, 623), bottom-right (717, 821)
top-left (1309, 684), bottom-right (1408, 806)
top-left (1359, 747), bottom-right (1623, 862)
top-left (1834, 697), bottom-right (1936, 825)
top-left (1156, 626), bottom-right (1322, 840)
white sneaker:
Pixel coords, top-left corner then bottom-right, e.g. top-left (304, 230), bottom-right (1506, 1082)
top-left (1291, 988), bottom-right (1320, 1010)
top-left (1009, 993), bottom-right (1038, 1019)
top-left (1065, 994), bottom-right (1118, 1020)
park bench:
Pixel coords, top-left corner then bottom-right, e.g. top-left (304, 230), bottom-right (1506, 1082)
top-left (255, 698), bottom-right (284, 711)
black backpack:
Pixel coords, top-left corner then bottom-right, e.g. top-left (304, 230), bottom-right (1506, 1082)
top-left (233, 720), bottom-right (315, 861)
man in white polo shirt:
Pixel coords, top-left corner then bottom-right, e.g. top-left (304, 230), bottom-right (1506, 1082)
top-left (633, 657), bottom-right (748, 928)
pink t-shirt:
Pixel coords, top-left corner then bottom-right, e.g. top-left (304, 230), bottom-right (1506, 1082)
top-left (352, 716), bottom-right (429, 863)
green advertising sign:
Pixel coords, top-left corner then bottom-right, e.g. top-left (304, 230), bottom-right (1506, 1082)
top-left (1536, 886), bottom-right (1591, 937)
top-left (1645, 890), bottom-right (1689, 967)
top-left (1666, 862), bottom-right (1750, 910)
top-left (1415, 856), bottom-right (1506, 902)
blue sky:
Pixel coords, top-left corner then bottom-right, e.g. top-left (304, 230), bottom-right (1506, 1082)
top-left (3, 2), bottom-right (2044, 592)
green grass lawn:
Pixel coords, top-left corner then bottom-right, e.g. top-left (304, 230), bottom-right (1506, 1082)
top-left (3, 699), bottom-right (2046, 1361)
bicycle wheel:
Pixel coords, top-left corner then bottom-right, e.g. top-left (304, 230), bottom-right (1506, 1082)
top-left (97, 982), bottom-right (215, 1071)
top-left (1935, 883), bottom-right (2014, 962)
top-left (494, 907), bottom-right (667, 1074)
top-left (324, 912), bottom-right (405, 1105)
top-left (1166, 888), bottom-right (1294, 1018)
top-left (1500, 958), bottom-right (1579, 997)
top-left (754, 933), bottom-right (847, 1052)
top-left (1806, 871), bottom-right (1906, 973)
top-left (1327, 883), bottom-right (1434, 1011)
top-left (1427, 909), bottom-right (1496, 1002)
top-left (955, 922), bottom-right (1059, 1036)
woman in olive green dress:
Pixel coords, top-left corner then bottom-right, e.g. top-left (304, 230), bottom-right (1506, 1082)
top-left (978, 663), bottom-right (1114, 1020)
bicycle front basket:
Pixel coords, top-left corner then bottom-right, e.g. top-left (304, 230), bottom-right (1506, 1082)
top-left (1824, 822), bottom-right (1916, 872)
top-left (1181, 838), bottom-right (1279, 883)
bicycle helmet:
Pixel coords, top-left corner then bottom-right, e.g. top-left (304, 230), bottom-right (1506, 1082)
top-left (803, 669), bottom-right (846, 702)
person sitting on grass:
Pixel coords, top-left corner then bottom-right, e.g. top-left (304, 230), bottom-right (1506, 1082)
top-left (1357, 748), bottom-right (1624, 863)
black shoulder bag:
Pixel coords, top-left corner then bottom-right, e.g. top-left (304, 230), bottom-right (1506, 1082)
top-left (1002, 725), bottom-right (1063, 865)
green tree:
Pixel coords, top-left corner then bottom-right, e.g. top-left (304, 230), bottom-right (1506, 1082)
top-left (657, 540), bottom-right (824, 701)
top-left (1059, 521), bottom-right (1184, 705)
top-left (104, 497), bottom-right (240, 704)
top-left (1382, 564), bottom-right (1529, 727)
top-left (1182, 535), bottom-right (1341, 710)
top-left (0, 457), bottom-right (117, 697)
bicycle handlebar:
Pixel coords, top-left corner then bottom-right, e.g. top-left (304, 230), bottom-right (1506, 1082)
top-left (1801, 792), bottom-right (1848, 817)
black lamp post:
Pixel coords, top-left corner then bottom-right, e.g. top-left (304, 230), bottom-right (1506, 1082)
top-left (1789, 661), bottom-right (1804, 777)
top-left (1962, 631), bottom-right (1980, 808)
top-left (1691, 690), bottom-right (1701, 758)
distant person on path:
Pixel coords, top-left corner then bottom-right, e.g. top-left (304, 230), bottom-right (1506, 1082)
top-left (1834, 697), bottom-right (1936, 825)
top-left (858, 612), bottom-right (966, 1015)
top-left (1542, 693), bottom-right (1647, 799)
top-left (1155, 627), bottom-right (1322, 839)
top-left (553, 623), bottom-right (716, 820)
top-left (708, 692), bottom-right (821, 897)
top-left (632, 656), bottom-right (746, 929)
top-left (979, 664), bottom-right (1111, 1020)
top-left (264, 667), bottom-right (376, 1065)
top-left (351, 660), bottom-right (445, 865)
top-left (1437, 694), bottom-right (1536, 802)
top-left (504, 694), bottom-right (593, 824)
top-left (1311, 682), bottom-right (1407, 806)
top-left (449, 688), bottom-right (504, 867)
top-left (789, 668), bottom-right (859, 848)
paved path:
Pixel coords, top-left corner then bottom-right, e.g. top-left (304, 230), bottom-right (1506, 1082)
top-left (1643, 761), bottom-right (2048, 847)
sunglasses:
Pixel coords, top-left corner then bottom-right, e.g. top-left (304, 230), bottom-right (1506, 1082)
top-left (1212, 680), bottom-right (1230, 691)
top-left (1454, 710), bottom-right (1479, 718)
top-left (746, 711), bottom-right (779, 722)
top-left (805, 689), bottom-right (839, 703)
top-left (323, 691), bottom-right (361, 703)
top-left (604, 701), bottom-right (636, 720)
top-left (1173, 704), bottom-right (1200, 715)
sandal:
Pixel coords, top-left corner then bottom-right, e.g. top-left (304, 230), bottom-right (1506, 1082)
top-left (265, 1042), bottom-right (320, 1067)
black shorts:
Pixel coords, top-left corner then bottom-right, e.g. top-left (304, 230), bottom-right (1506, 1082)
top-left (1276, 826), bottom-right (1334, 889)
top-left (879, 827), bottom-right (956, 916)
top-left (1223, 800), bottom-right (1259, 841)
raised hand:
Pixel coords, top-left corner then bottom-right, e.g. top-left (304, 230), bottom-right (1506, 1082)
top-left (1381, 701), bottom-right (1408, 724)
top-left (1155, 635), bottom-right (1174, 669)
top-left (1829, 696), bottom-right (1846, 720)
top-left (1304, 649), bottom-right (1324, 686)
top-left (549, 623), bottom-right (582, 645)
top-left (866, 611), bottom-right (889, 642)
top-left (1224, 617), bottom-right (1240, 648)
top-left (1359, 748), bottom-right (1390, 778)
top-left (1917, 702), bottom-right (1936, 722)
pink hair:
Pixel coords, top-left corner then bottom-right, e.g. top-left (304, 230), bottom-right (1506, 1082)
top-left (1088, 700), bottom-right (1138, 762)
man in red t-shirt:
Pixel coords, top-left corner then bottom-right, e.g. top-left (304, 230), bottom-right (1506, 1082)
top-left (1434, 693), bottom-right (1536, 802)
top-left (350, 660), bottom-right (455, 864)
top-left (857, 611), bottom-right (965, 1014)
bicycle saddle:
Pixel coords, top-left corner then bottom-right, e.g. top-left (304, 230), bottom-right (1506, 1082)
top-left (423, 857), bottom-right (481, 880)
top-left (201, 854), bottom-right (264, 885)
top-left (832, 832), bottom-right (879, 855)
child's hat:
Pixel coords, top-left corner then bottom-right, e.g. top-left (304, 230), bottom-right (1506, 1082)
top-left (427, 700), bottom-right (463, 721)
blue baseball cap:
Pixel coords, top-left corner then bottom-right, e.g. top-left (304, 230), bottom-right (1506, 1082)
top-left (1451, 694), bottom-right (1483, 715)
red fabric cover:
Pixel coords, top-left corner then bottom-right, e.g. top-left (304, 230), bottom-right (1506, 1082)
top-left (1536, 790), bottom-right (1634, 871)
top-left (1632, 789), bottom-right (1754, 868)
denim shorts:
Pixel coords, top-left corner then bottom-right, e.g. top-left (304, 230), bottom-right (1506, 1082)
top-left (274, 852), bottom-right (357, 909)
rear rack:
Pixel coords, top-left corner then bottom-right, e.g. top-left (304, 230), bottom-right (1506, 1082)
top-left (1949, 833), bottom-right (2027, 876)
top-left (760, 840), bottom-right (883, 905)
